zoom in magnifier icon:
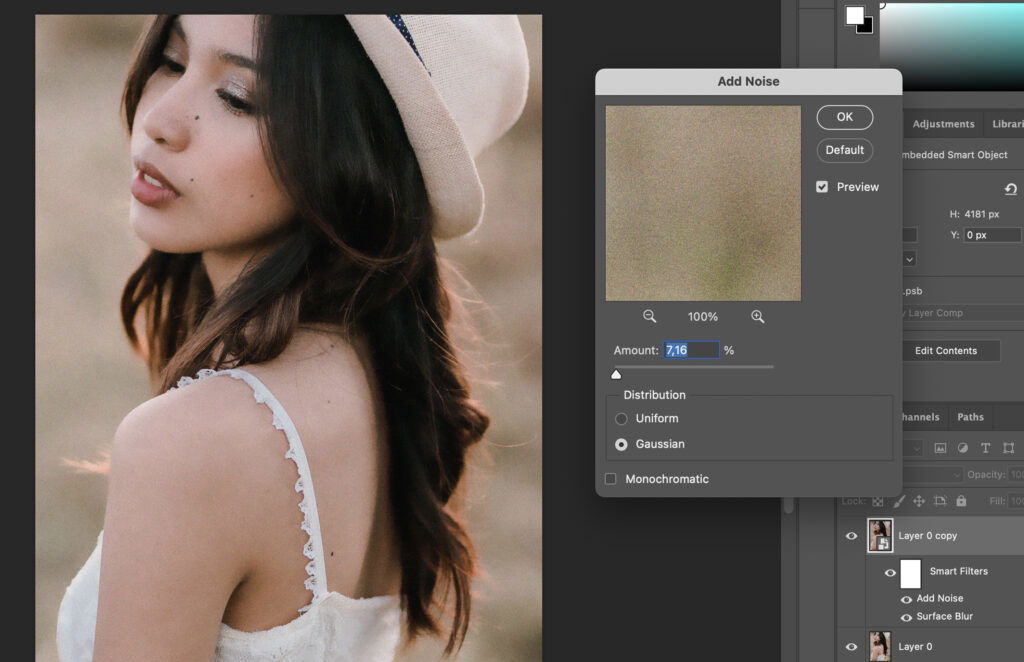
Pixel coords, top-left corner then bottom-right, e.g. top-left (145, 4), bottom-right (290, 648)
top-left (751, 309), bottom-right (765, 324)
top-left (643, 309), bottom-right (657, 323)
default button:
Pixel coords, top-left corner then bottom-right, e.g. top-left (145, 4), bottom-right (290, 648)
top-left (817, 104), bottom-right (874, 130)
top-left (817, 138), bottom-right (873, 163)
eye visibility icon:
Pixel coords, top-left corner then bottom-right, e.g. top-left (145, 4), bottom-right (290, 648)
top-left (751, 309), bottom-right (765, 324)
top-left (643, 309), bottom-right (657, 323)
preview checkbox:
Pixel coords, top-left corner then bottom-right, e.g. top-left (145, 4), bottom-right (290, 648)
top-left (816, 180), bottom-right (829, 193)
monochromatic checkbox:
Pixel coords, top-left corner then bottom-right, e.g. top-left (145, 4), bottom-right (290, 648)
top-left (816, 180), bottom-right (829, 193)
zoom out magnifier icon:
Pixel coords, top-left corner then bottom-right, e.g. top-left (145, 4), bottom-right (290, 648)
top-left (751, 309), bottom-right (765, 324)
top-left (643, 309), bottom-right (657, 323)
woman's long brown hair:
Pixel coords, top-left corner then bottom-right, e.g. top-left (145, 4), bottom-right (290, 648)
top-left (120, 15), bottom-right (488, 655)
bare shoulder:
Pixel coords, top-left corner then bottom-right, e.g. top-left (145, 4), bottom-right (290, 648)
top-left (115, 374), bottom-right (272, 468)
top-left (96, 374), bottom-right (281, 658)
top-left (110, 373), bottom-right (287, 513)
top-left (110, 329), bottom-right (382, 502)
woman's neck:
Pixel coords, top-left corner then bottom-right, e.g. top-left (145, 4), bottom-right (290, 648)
top-left (201, 228), bottom-right (291, 296)
top-left (200, 222), bottom-right (297, 296)
top-left (201, 249), bottom-right (255, 297)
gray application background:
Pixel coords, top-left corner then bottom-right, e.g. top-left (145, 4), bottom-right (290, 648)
top-left (605, 105), bottom-right (802, 301)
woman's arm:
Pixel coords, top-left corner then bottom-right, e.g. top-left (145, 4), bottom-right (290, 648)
top-left (92, 382), bottom-right (257, 662)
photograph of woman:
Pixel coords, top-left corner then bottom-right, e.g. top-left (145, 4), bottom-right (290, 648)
top-left (869, 630), bottom-right (892, 662)
top-left (868, 518), bottom-right (893, 553)
top-left (37, 14), bottom-right (540, 662)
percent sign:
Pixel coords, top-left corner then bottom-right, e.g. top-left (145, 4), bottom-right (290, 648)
top-left (723, 345), bottom-right (735, 355)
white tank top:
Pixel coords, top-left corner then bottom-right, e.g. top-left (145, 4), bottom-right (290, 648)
top-left (56, 368), bottom-right (403, 661)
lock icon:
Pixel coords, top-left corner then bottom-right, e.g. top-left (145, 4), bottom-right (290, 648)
top-left (956, 495), bottom-right (967, 508)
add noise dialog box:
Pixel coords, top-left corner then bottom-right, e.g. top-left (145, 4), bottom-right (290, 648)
top-left (595, 69), bottom-right (905, 497)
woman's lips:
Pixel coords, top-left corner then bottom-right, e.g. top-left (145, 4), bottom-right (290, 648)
top-left (131, 168), bottom-right (180, 207)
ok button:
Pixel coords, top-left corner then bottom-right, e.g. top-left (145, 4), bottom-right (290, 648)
top-left (817, 105), bottom-right (874, 130)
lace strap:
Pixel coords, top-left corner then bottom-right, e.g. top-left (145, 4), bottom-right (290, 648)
top-left (172, 368), bottom-right (329, 613)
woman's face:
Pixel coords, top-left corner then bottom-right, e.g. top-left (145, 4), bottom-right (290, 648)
top-left (129, 15), bottom-right (294, 257)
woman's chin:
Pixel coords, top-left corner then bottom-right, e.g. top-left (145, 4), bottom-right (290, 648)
top-left (129, 208), bottom-right (201, 254)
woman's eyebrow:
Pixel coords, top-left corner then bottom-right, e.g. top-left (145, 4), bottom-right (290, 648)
top-left (218, 51), bottom-right (255, 70)
top-left (170, 18), bottom-right (252, 70)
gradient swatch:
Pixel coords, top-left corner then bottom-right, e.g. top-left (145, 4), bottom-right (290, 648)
top-left (881, 3), bottom-right (1024, 91)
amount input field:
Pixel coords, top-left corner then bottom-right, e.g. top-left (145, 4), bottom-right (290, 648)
top-left (662, 341), bottom-right (720, 359)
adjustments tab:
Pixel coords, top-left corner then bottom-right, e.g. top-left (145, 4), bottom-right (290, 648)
top-left (595, 69), bottom-right (904, 497)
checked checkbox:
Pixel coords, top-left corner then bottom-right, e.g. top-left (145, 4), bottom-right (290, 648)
top-left (816, 180), bottom-right (829, 193)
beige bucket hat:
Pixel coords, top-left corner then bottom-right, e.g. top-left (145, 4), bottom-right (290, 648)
top-left (345, 15), bottom-right (530, 239)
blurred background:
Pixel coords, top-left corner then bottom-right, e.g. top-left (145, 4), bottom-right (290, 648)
top-left (35, 15), bottom-right (541, 661)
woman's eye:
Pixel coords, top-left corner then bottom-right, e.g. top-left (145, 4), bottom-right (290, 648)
top-left (159, 54), bottom-right (185, 74)
top-left (217, 90), bottom-right (255, 116)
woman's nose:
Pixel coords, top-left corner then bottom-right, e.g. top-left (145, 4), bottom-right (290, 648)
top-left (140, 81), bottom-right (192, 152)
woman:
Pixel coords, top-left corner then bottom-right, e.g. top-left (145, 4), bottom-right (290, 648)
top-left (55, 14), bottom-right (529, 661)
top-left (870, 631), bottom-right (890, 661)
top-left (869, 519), bottom-right (890, 552)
